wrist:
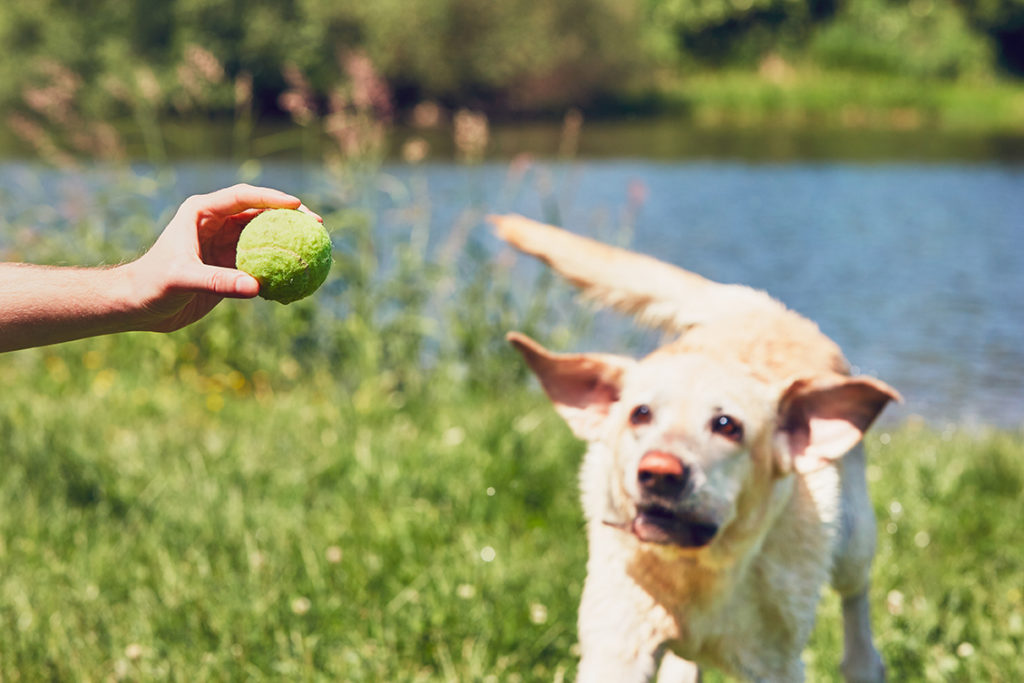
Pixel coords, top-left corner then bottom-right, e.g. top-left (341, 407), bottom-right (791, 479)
top-left (106, 262), bottom-right (150, 332)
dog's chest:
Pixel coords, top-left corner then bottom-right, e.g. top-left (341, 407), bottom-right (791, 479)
top-left (645, 557), bottom-right (818, 678)
top-left (624, 470), bottom-right (840, 676)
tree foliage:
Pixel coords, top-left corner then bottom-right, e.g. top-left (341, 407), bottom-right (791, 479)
top-left (0, 0), bottom-right (1020, 120)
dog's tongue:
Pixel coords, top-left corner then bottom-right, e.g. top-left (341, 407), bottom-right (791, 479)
top-left (631, 511), bottom-right (718, 548)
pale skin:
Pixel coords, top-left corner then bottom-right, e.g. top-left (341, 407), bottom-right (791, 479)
top-left (0, 184), bottom-right (319, 353)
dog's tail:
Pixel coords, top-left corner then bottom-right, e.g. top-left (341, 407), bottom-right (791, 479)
top-left (489, 214), bottom-right (782, 333)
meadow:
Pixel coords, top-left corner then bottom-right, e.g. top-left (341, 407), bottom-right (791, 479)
top-left (1, 170), bottom-right (1022, 682)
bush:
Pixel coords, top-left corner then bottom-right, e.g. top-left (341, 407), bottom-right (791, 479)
top-left (0, 0), bottom-right (653, 119)
top-left (809, 0), bottom-right (994, 80)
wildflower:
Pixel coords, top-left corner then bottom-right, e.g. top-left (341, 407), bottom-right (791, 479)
top-left (559, 108), bottom-right (583, 158)
top-left (234, 71), bottom-right (253, 109)
top-left (135, 66), bottom-right (162, 105)
top-left (279, 64), bottom-right (316, 126)
top-left (249, 551), bottom-right (266, 571)
top-left (89, 122), bottom-right (126, 162)
top-left (342, 51), bottom-right (392, 122)
top-left (185, 45), bottom-right (224, 84)
top-left (454, 109), bottom-right (489, 162)
top-left (886, 590), bottom-right (904, 616)
top-left (92, 369), bottom-right (117, 397)
top-left (411, 101), bottom-right (443, 129)
top-left (530, 603), bottom-right (549, 624)
top-left (402, 138), bottom-right (429, 164)
top-left (758, 53), bottom-right (793, 84)
top-left (7, 113), bottom-right (72, 167)
top-left (443, 426), bottom-right (465, 447)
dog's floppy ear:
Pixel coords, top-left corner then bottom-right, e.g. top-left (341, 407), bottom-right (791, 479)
top-left (508, 332), bottom-right (633, 441)
top-left (776, 374), bottom-right (901, 474)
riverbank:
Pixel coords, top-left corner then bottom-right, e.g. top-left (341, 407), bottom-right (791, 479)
top-left (4, 70), bottom-right (1024, 164)
top-left (653, 68), bottom-right (1024, 134)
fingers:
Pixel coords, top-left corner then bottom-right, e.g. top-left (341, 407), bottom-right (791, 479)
top-left (296, 203), bottom-right (324, 222)
top-left (187, 183), bottom-right (303, 219)
top-left (176, 263), bottom-right (261, 299)
top-left (227, 205), bottom-right (323, 225)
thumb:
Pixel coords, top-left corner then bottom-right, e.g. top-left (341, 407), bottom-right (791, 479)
top-left (178, 264), bottom-right (260, 299)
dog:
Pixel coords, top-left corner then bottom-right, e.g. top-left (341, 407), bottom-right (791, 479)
top-left (490, 215), bottom-right (900, 682)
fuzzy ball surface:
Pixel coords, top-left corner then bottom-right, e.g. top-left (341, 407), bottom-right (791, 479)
top-left (236, 209), bottom-right (333, 304)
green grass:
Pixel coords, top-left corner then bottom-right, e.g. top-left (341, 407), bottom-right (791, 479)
top-left (0, 314), bottom-right (588, 681)
top-left (658, 69), bottom-right (1024, 133)
top-left (1, 175), bottom-right (1021, 681)
top-left (2, 332), bottom-right (1022, 681)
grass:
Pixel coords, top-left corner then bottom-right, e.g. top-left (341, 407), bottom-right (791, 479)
top-left (656, 68), bottom-right (1024, 134)
top-left (2, 333), bottom-right (1021, 682)
top-left (0, 338), bottom-right (584, 681)
top-left (1, 172), bottom-right (1022, 681)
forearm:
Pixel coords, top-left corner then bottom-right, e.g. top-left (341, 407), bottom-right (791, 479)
top-left (0, 263), bottom-right (142, 352)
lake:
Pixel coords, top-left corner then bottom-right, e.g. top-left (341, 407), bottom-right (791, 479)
top-left (1, 157), bottom-right (1022, 428)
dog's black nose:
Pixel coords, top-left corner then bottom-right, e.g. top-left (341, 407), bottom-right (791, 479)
top-left (637, 451), bottom-right (689, 498)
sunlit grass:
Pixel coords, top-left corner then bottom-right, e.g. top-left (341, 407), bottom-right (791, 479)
top-left (0, 316), bottom-right (585, 681)
top-left (2, 326), bottom-right (1022, 680)
top-left (661, 69), bottom-right (1024, 133)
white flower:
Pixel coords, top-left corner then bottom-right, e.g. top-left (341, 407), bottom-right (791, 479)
top-left (886, 590), bottom-right (904, 616)
top-left (530, 603), bottom-right (548, 624)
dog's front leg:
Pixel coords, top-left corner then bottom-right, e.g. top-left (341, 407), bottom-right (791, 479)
top-left (575, 569), bottom-right (675, 682)
top-left (656, 652), bottom-right (700, 682)
top-left (840, 589), bottom-right (886, 683)
top-left (577, 650), bottom-right (661, 683)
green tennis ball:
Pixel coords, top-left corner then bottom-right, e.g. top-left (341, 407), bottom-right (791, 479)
top-left (236, 209), bottom-right (333, 304)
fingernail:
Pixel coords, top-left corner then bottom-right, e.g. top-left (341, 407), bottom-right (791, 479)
top-left (236, 272), bottom-right (260, 296)
top-left (298, 204), bottom-right (323, 222)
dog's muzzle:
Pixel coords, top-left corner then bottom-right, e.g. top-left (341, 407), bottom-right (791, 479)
top-left (629, 451), bottom-right (720, 548)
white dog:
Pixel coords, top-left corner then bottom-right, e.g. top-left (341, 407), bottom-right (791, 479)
top-left (491, 215), bottom-right (899, 682)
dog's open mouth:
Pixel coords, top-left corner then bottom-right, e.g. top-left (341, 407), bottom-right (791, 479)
top-left (630, 504), bottom-right (719, 548)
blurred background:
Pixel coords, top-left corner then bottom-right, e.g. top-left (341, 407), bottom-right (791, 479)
top-left (2, 0), bottom-right (1022, 423)
top-left (1, 1), bottom-right (1022, 680)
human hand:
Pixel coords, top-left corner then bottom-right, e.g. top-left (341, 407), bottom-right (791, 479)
top-left (124, 183), bottom-right (321, 332)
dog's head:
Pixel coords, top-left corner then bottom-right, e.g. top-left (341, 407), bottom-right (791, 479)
top-left (509, 332), bottom-right (899, 551)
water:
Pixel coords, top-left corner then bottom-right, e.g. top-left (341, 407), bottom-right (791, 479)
top-left (1, 159), bottom-right (1021, 427)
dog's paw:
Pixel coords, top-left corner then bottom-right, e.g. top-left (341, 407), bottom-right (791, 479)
top-left (841, 652), bottom-right (885, 683)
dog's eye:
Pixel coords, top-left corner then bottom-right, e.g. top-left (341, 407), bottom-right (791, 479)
top-left (630, 404), bottom-right (653, 426)
top-left (711, 414), bottom-right (744, 442)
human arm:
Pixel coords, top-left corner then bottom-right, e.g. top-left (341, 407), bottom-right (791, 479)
top-left (0, 183), bottom-right (315, 352)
